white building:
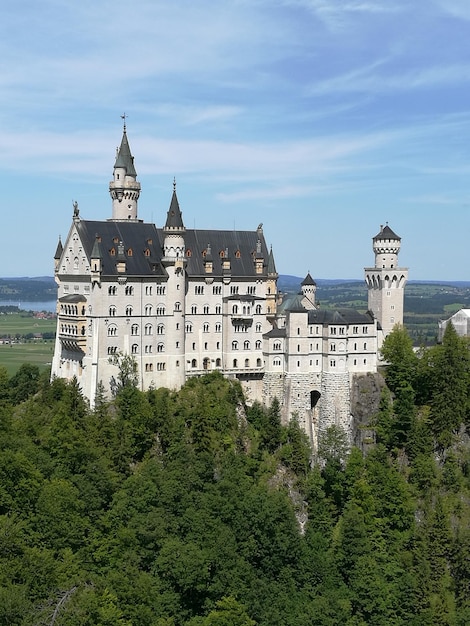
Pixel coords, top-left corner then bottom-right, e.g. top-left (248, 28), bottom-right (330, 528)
top-left (438, 309), bottom-right (470, 341)
top-left (51, 126), bottom-right (277, 405)
top-left (51, 126), bottom-right (407, 446)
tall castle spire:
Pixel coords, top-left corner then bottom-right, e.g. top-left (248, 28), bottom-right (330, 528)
top-left (109, 120), bottom-right (141, 221)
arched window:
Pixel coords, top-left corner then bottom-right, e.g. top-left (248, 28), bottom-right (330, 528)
top-left (203, 323), bottom-right (209, 333)
top-left (131, 344), bottom-right (138, 354)
top-left (145, 304), bottom-right (152, 316)
top-left (216, 305), bottom-right (221, 314)
top-left (233, 359), bottom-right (238, 368)
top-left (216, 358), bottom-right (221, 367)
top-left (191, 305), bottom-right (197, 315)
top-left (203, 305), bottom-right (209, 314)
top-left (256, 304), bottom-right (262, 314)
top-left (109, 306), bottom-right (116, 316)
top-left (232, 305), bottom-right (238, 315)
top-left (131, 324), bottom-right (139, 335)
top-left (215, 323), bottom-right (221, 333)
top-left (157, 343), bottom-right (164, 352)
top-left (157, 324), bottom-right (165, 335)
top-left (232, 341), bottom-right (238, 350)
top-left (145, 324), bottom-right (153, 335)
top-left (186, 323), bottom-right (193, 333)
top-left (156, 305), bottom-right (165, 316)
top-left (126, 306), bottom-right (133, 316)
top-left (256, 358), bottom-right (262, 367)
top-left (107, 325), bottom-right (117, 337)
top-left (256, 323), bottom-right (261, 332)
top-left (255, 340), bottom-right (261, 350)
top-left (191, 359), bottom-right (197, 368)
top-left (245, 358), bottom-right (250, 367)
top-left (244, 340), bottom-right (250, 350)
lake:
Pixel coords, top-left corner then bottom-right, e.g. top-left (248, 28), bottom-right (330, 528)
top-left (0, 300), bottom-right (57, 313)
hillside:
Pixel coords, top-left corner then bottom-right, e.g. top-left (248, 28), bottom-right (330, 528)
top-left (1, 349), bottom-right (470, 625)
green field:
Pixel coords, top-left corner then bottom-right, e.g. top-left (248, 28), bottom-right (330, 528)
top-left (0, 312), bottom-right (56, 375)
top-left (0, 341), bottom-right (55, 376)
top-left (0, 313), bottom-right (56, 336)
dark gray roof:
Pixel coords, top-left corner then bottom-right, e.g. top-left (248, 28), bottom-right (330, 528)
top-left (165, 188), bottom-right (184, 229)
top-left (263, 327), bottom-right (286, 338)
top-left (307, 309), bottom-right (375, 325)
top-left (114, 130), bottom-right (137, 178)
top-left (69, 220), bottom-right (270, 279)
top-left (277, 293), bottom-right (306, 313)
top-left (373, 224), bottom-right (400, 241)
top-left (59, 294), bottom-right (87, 303)
top-left (75, 220), bottom-right (166, 277)
top-left (301, 272), bottom-right (316, 286)
top-left (184, 229), bottom-right (269, 278)
top-left (54, 238), bottom-right (63, 260)
top-left (267, 246), bottom-right (277, 275)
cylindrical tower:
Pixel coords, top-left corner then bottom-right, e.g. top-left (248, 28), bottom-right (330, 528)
top-left (364, 224), bottom-right (408, 339)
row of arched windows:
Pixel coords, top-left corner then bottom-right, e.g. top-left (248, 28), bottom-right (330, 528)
top-left (231, 340), bottom-right (261, 350)
top-left (60, 323), bottom-right (85, 336)
top-left (60, 304), bottom-right (85, 316)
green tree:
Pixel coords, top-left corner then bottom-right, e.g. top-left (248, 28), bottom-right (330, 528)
top-left (202, 596), bottom-right (256, 626)
top-left (109, 352), bottom-right (139, 397)
top-left (380, 325), bottom-right (418, 394)
top-left (428, 322), bottom-right (470, 447)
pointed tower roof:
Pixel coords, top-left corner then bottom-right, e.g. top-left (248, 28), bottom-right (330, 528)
top-left (164, 180), bottom-right (184, 229)
top-left (54, 237), bottom-right (63, 260)
top-left (301, 272), bottom-right (316, 286)
top-left (114, 128), bottom-right (137, 178)
top-left (91, 235), bottom-right (103, 259)
top-left (267, 246), bottom-right (277, 275)
top-left (373, 224), bottom-right (400, 241)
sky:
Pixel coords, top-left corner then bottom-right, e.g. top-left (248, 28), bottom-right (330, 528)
top-left (1, 0), bottom-right (470, 282)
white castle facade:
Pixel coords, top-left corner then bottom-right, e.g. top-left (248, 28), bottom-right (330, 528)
top-left (51, 127), bottom-right (408, 445)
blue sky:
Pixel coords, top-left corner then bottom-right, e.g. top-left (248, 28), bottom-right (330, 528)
top-left (1, 0), bottom-right (470, 281)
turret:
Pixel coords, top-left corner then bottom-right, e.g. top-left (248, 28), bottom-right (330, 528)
top-left (54, 237), bottom-right (63, 274)
top-left (90, 235), bottom-right (103, 286)
top-left (109, 123), bottom-right (141, 221)
top-left (372, 224), bottom-right (401, 269)
top-left (162, 179), bottom-right (186, 270)
top-left (301, 272), bottom-right (317, 310)
top-left (266, 245), bottom-right (278, 318)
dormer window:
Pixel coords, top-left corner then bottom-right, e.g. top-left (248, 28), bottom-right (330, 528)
top-left (113, 237), bottom-right (119, 244)
top-left (186, 249), bottom-right (192, 257)
top-left (219, 250), bottom-right (225, 258)
top-left (127, 248), bottom-right (133, 256)
top-left (110, 248), bottom-right (115, 256)
top-left (144, 249), bottom-right (150, 257)
top-left (235, 250), bottom-right (241, 259)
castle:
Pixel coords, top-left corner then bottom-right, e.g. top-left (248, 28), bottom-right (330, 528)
top-left (51, 126), bottom-right (408, 445)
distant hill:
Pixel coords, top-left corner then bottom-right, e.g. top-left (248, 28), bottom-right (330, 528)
top-left (0, 276), bottom-right (56, 301)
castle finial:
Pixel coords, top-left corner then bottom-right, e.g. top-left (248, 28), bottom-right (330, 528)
top-left (121, 112), bottom-right (127, 132)
top-left (173, 177), bottom-right (176, 192)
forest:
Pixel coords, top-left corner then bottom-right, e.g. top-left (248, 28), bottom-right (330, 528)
top-left (2, 322), bottom-right (470, 625)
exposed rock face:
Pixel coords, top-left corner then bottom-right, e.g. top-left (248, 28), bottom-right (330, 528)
top-left (350, 372), bottom-right (385, 452)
